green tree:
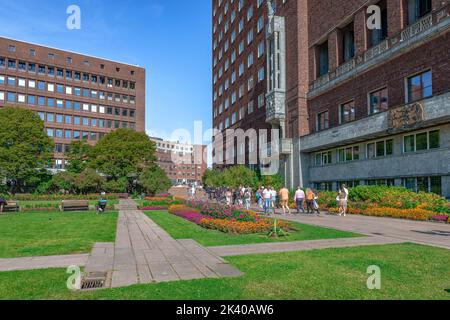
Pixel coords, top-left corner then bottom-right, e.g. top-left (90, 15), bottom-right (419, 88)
top-left (202, 168), bottom-right (225, 187)
top-left (52, 171), bottom-right (77, 193)
top-left (259, 172), bottom-right (284, 191)
top-left (223, 165), bottom-right (258, 188)
top-left (138, 165), bottom-right (171, 196)
top-left (74, 168), bottom-right (105, 194)
top-left (65, 141), bottom-right (93, 174)
top-left (0, 107), bottom-right (54, 194)
top-left (89, 129), bottom-right (156, 189)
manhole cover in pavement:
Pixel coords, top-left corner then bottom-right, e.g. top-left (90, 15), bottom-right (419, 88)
top-left (81, 272), bottom-right (108, 290)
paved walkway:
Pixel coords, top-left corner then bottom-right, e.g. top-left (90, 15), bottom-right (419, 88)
top-left (85, 200), bottom-right (242, 288)
top-left (209, 236), bottom-right (404, 257)
top-left (0, 254), bottom-right (89, 272)
top-left (261, 209), bottom-right (450, 250)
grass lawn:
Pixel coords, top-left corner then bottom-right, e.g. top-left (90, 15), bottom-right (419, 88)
top-left (144, 211), bottom-right (360, 246)
top-left (0, 243), bottom-right (449, 300)
top-left (0, 211), bottom-right (118, 258)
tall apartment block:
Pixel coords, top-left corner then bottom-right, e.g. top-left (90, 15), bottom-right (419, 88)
top-left (150, 137), bottom-right (208, 185)
top-left (0, 37), bottom-right (146, 170)
top-left (212, 0), bottom-right (450, 199)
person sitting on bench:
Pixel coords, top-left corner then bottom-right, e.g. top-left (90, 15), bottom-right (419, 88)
top-left (98, 193), bottom-right (107, 213)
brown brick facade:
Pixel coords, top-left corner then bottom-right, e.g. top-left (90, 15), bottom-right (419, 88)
top-left (0, 36), bottom-right (145, 169)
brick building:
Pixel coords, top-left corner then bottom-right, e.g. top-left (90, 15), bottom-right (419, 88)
top-left (0, 36), bottom-right (146, 170)
top-left (212, 0), bottom-right (450, 198)
top-left (150, 137), bottom-right (208, 185)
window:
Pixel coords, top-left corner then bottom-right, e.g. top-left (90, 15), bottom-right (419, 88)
top-left (408, 0), bottom-right (432, 25)
top-left (341, 22), bottom-right (355, 63)
top-left (403, 130), bottom-right (440, 153)
top-left (367, 139), bottom-right (393, 158)
top-left (370, 0), bottom-right (388, 47)
top-left (317, 41), bottom-right (329, 77)
top-left (315, 151), bottom-right (333, 166)
top-left (338, 146), bottom-right (360, 162)
top-left (317, 111), bottom-right (329, 131)
top-left (339, 101), bottom-right (355, 124)
top-left (407, 70), bottom-right (432, 103)
top-left (402, 176), bottom-right (441, 195)
top-left (369, 88), bottom-right (388, 114)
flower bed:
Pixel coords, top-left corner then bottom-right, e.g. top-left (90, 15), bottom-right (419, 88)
top-left (318, 186), bottom-right (450, 223)
top-left (169, 202), bottom-right (294, 234)
top-left (200, 218), bottom-right (290, 234)
top-left (140, 197), bottom-right (183, 208)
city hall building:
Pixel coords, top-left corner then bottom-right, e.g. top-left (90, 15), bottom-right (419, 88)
top-left (212, 0), bottom-right (450, 199)
top-left (0, 37), bottom-right (146, 170)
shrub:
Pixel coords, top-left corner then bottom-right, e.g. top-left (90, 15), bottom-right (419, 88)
top-left (200, 218), bottom-right (290, 234)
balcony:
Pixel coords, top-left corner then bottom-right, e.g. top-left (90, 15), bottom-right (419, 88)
top-left (300, 90), bottom-right (450, 152)
top-left (309, 4), bottom-right (450, 97)
top-left (265, 91), bottom-right (286, 124)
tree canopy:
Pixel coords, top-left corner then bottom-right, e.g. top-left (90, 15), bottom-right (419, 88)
top-left (0, 107), bottom-right (54, 193)
top-left (89, 129), bottom-right (156, 179)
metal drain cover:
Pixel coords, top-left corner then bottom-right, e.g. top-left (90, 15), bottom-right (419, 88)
top-left (81, 272), bottom-right (108, 290)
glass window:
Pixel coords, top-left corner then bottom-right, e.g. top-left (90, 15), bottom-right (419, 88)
top-left (340, 101), bottom-right (355, 124)
top-left (407, 70), bottom-right (432, 103)
top-left (404, 135), bottom-right (415, 153)
top-left (416, 132), bottom-right (428, 151)
top-left (369, 88), bottom-right (388, 114)
top-left (317, 111), bottom-right (329, 131)
top-left (429, 130), bottom-right (440, 149)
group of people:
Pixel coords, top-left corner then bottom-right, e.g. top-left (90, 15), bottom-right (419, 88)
top-left (255, 186), bottom-right (292, 215)
top-left (207, 184), bottom-right (351, 217)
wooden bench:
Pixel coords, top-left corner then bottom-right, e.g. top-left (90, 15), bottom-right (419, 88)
top-left (60, 200), bottom-right (90, 212)
top-left (0, 202), bottom-right (20, 213)
top-left (115, 193), bottom-right (129, 199)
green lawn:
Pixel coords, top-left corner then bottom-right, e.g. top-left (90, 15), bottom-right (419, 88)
top-left (0, 211), bottom-right (118, 258)
top-left (145, 211), bottom-right (360, 246)
top-left (0, 243), bottom-right (449, 300)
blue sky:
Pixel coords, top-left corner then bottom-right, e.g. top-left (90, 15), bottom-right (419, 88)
top-left (0, 0), bottom-right (212, 141)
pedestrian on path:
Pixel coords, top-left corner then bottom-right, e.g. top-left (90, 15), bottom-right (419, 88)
top-left (337, 184), bottom-right (349, 216)
top-left (306, 188), bottom-right (315, 214)
top-left (270, 187), bottom-right (277, 215)
top-left (263, 186), bottom-right (271, 215)
top-left (312, 189), bottom-right (321, 215)
top-left (244, 187), bottom-right (252, 210)
top-left (294, 187), bottom-right (305, 214)
top-left (256, 187), bottom-right (263, 209)
top-left (279, 186), bottom-right (291, 215)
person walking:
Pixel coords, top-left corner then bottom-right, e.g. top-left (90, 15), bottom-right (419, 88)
top-left (225, 189), bottom-right (232, 206)
top-left (270, 187), bottom-right (277, 215)
top-left (263, 186), bottom-right (271, 215)
top-left (294, 187), bottom-right (305, 214)
top-left (338, 185), bottom-right (349, 216)
top-left (279, 186), bottom-right (290, 215)
top-left (256, 187), bottom-right (263, 209)
top-left (244, 187), bottom-right (252, 210)
top-left (312, 189), bottom-right (321, 215)
top-left (305, 188), bottom-right (315, 214)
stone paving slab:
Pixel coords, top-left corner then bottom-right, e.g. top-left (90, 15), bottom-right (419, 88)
top-left (0, 254), bottom-right (89, 272)
top-left (100, 200), bottom-right (244, 288)
top-left (208, 236), bottom-right (405, 257)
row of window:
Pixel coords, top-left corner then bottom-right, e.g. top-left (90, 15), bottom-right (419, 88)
top-left (36, 112), bottom-right (135, 129)
top-left (316, 70), bottom-right (433, 131)
top-left (315, 0), bottom-right (432, 78)
top-left (0, 55), bottom-right (136, 89)
top-left (314, 130), bottom-right (440, 166)
top-left (314, 176), bottom-right (442, 195)
top-left (0, 92), bottom-right (136, 117)
top-left (0, 76), bottom-right (136, 104)
top-left (215, 93), bottom-right (265, 129)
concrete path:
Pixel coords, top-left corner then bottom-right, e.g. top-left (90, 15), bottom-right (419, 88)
top-left (209, 236), bottom-right (404, 257)
top-left (273, 211), bottom-right (450, 250)
top-left (85, 200), bottom-right (243, 288)
top-left (0, 254), bottom-right (89, 272)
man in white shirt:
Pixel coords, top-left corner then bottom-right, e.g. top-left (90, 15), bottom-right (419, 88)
top-left (263, 187), bottom-right (271, 215)
top-left (294, 187), bottom-right (306, 214)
